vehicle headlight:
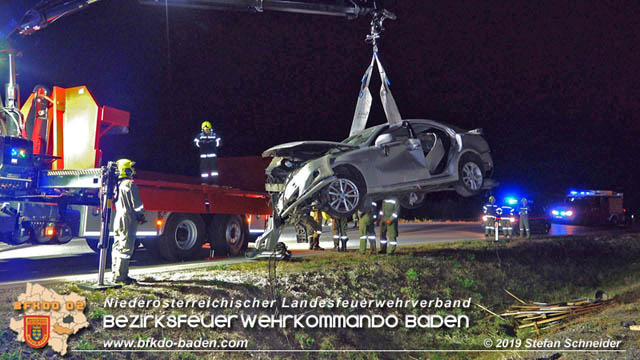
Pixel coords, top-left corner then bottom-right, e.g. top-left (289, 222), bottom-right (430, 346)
top-left (509, 217), bottom-right (515, 223)
top-left (552, 210), bottom-right (559, 216)
top-left (566, 210), bottom-right (573, 216)
top-left (284, 160), bottom-right (293, 168)
top-left (482, 215), bottom-right (488, 222)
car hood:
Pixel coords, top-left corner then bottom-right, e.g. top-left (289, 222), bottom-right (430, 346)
top-left (262, 141), bottom-right (358, 159)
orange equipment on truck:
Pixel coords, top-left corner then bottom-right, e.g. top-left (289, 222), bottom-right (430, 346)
top-left (1, 59), bottom-right (271, 261)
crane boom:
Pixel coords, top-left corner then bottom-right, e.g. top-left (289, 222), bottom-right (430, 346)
top-left (138, 0), bottom-right (380, 17)
top-left (11, 0), bottom-right (387, 37)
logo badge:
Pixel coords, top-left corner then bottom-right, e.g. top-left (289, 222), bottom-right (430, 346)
top-left (24, 316), bottom-right (50, 348)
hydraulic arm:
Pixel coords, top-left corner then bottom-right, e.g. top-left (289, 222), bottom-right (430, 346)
top-left (10, 0), bottom-right (389, 38)
top-left (138, 0), bottom-right (380, 17)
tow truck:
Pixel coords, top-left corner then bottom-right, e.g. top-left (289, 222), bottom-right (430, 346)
top-left (1, 0), bottom-right (398, 265)
top-left (0, 55), bottom-right (272, 259)
top-left (2, 0), bottom-right (403, 262)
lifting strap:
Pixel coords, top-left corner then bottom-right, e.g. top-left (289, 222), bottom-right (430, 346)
top-left (350, 9), bottom-right (401, 136)
top-left (349, 50), bottom-right (402, 136)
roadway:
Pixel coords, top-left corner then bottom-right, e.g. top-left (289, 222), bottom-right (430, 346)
top-left (0, 222), bottom-right (615, 286)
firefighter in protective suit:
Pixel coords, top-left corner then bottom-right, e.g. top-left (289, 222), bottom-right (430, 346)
top-left (379, 198), bottom-right (400, 254)
top-left (483, 196), bottom-right (498, 237)
top-left (358, 200), bottom-right (377, 255)
top-left (193, 121), bottom-right (221, 185)
top-left (518, 198), bottom-right (531, 239)
top-left (331, 216), bottom-right (349, 252)
top-left (111, 159), bottom-right (146, 285)
top-left (301, 211), bottom-right (323, 250)
top-left (499, 205), bottom-right (514, 239)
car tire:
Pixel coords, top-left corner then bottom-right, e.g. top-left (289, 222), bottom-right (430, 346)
top-left (399, 192), bottom-right (426, 210)
top-left (455, 153), bottom-right (484, 197)
top-left (322, 168), bottom-right (365, 219)
top-left (158, 213), bottom-right (205, 261)
top-left (210, 215), bottom-right (248, 257)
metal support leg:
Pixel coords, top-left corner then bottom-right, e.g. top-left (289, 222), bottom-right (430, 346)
top-left (246, 215), bottom-right (289, 260)
top-left (80, 162), bottom-right (120, 290)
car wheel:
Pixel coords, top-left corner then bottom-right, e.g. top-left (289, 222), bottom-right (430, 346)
top-left (210, 215), bottom-right (248, 257)
top-left (455, 153), bottom-right (484, 197)
top-left (322, 169), bottom-right (365, 219)
top-left (399, 192), bottom-right (426, 209)
top-left (158, 213), bottom-right (205, 261)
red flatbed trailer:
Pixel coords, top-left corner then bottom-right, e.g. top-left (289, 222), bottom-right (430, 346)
top-left (80, 158), bottom-right (272, 261)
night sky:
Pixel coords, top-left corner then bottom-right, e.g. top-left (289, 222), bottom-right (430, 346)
top-left (4, 0), bottom-right (640, 210)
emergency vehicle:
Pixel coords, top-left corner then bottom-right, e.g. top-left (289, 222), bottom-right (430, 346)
top-left (550, 190), bottom-right (624, 225)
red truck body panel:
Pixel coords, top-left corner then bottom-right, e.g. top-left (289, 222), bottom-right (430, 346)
top-left (135, 156), bottom-right (271, 215)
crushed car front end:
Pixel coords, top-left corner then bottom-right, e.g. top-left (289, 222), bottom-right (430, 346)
top-left (263, 141), bottom-right (358, 219)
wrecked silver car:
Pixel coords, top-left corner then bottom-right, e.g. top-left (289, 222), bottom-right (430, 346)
top-left (263, 119), bottom-right (495, 220)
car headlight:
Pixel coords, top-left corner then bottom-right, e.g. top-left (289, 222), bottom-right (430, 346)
top-left (566, 210), bottom-right (573, 216)
top-left (509, 217), bottom-right (515, 223)
top-left (552, 210), bottom-right (559, 216)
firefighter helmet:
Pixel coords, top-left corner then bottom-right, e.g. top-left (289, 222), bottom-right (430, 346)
top-left (521, 197), bottom-right (528, 204)
top-left (201, 121), bottom-right (212, 130)
top-left (116, 159), bottom-right (136, 179)
top-left (489, 195), bottom-right (495, 201)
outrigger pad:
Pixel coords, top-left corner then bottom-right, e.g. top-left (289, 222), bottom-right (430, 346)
top-left (246, 242), bottom-right (291, 261)
top-left (78, 282), bottom-right (121, 290)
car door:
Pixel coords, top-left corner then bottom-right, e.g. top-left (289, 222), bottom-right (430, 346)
top-left (367, 125), bottom-right (429, 188)
top-left (412, 123), bottom-right (451, 175)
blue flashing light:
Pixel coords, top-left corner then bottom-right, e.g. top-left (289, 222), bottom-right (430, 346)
top-left (570, 191), bottom-right (578, 195)
top-left (10, 148), bottom-right (17, 157)
top-left (505, 197), bottom-right (518, 205)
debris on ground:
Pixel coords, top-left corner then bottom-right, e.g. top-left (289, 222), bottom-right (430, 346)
top-left (501, 289), bottom-right (614, 334)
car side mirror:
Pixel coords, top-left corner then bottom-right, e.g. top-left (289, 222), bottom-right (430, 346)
top-left (375, 134), bottom-right (393, 147)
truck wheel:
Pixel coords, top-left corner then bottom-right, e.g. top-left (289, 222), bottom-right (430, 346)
top-left (158, 214), bottom-right (205, 261)
top-left (8, 227), bottom-right (31, 245)
top-left (455, 153), bottom-right (484, 197)
top-left (56, 224), bottom-right (73, 244)
top-left (210, 215), bottom-right (248, 257)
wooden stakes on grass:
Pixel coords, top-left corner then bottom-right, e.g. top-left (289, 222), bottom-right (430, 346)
top-left (500, 290), bottom-right (613, 332)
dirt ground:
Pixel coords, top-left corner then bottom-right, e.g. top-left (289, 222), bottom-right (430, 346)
top-left (1, 232), bottom-right (639, 359)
